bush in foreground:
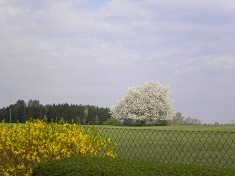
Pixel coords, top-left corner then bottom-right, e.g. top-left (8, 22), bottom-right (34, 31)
top-left (0, 119), bottom-right (116, 176)
top-left (32, 156), bottom-right (235, 176)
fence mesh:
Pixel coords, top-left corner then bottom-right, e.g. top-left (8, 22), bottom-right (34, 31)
top-left (88, 127), bottom-right (235, 168)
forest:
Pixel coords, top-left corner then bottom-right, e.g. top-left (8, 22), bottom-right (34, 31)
top-left (0, 99), bottom-right (110, 124)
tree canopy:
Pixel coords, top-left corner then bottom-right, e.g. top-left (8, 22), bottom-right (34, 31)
top-left (110, 81), bottom-right (174, 126)
top-left (0, 99), bottom-right (110, 124)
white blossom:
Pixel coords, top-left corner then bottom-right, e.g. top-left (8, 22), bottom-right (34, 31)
top-left (110, 80), bottom-right (174, 125)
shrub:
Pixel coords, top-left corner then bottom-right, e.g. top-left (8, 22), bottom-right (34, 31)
top-left (32, 156), bottom-right (235, 176)
top-left (0, 119), bottom-right (116, 176)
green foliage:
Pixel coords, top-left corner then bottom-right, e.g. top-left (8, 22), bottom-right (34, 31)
top-left (102, 118), bottom-right (123, 126)
top-left (172, 112), bottom-right (202, 126)
top-left (32, 156), bottom-right (235, 176)
top-left (173, 112), bottom-right (185, 125)
top-left (0, 100), bottom-right (110, 124)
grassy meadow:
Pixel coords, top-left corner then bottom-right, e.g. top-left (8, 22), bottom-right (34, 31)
top-left (94, 124), bottom-right (235, 131)
top-left (5, 123), bottom-right (235, 168)
top-left (86, 125), bottom-right (235, 168)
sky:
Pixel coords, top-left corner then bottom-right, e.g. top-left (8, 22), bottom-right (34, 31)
top-left (0, 0), bottom-right (235, 124)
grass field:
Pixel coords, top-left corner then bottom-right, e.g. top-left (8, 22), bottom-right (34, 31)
top-left (85, 125), bottom-right (235, 168)
top-left (94, 124), bottom-right (235, 131)
top-left (5, 123), bottom-right (235, 168)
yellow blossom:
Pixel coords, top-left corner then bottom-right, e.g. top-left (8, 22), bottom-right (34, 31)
top-left (0, 119), bottom-right (116, 176)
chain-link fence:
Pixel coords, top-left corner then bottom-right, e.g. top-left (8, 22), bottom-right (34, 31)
top-left (91, 127), bottom-right (235, 168)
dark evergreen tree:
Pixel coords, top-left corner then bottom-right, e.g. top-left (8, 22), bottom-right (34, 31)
top-left (0, 100), bottom-right (111, 124)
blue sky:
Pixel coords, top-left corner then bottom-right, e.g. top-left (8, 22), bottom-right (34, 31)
top-left (0, 0), bottom-right (235, 124)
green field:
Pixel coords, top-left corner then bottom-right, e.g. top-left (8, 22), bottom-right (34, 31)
top-left (93, 124), bottom-right (235, 131)
top-left (5, 123), bottom-right (235, 168)
top-left (86, 125), bottom-right (235, 168)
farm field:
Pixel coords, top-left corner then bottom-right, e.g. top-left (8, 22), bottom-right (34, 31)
top-left (93, 125), bottom-right (235, 131)
top-left (7, 123), bottom-right (235, 131)
top-left (85, 125), bottom-right (235, 168)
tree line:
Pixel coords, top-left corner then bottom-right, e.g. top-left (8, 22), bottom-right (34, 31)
top-left (110, 81), bottom-right (202, 126)
top-left (172, 112), bottom-right (202, 126)
top-left (0, 99), bottom-right (110, 124)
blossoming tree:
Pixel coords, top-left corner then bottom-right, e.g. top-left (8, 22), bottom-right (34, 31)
top-left (110, 81), bottom-right (174, 126)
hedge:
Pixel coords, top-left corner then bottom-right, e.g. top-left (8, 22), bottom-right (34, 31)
top-left (32, 156), bottom-right (235, 176)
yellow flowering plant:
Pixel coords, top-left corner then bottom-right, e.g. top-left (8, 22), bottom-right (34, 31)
top-left (0, 119), bottom-right (116, 176)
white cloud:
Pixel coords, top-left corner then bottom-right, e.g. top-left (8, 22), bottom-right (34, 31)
top-left (145, 0), bottom-right (235, 12)
top-left (0, 0), bottom-right (235, 123)
top-left (204, 57), bottom-right (235, 70)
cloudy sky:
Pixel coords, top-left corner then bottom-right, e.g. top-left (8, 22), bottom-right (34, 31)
top-left (1, 0), bottom-right (235, 124)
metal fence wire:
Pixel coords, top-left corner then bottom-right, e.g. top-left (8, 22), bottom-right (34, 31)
top-left (90, 127), bottom-right (235, 168)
